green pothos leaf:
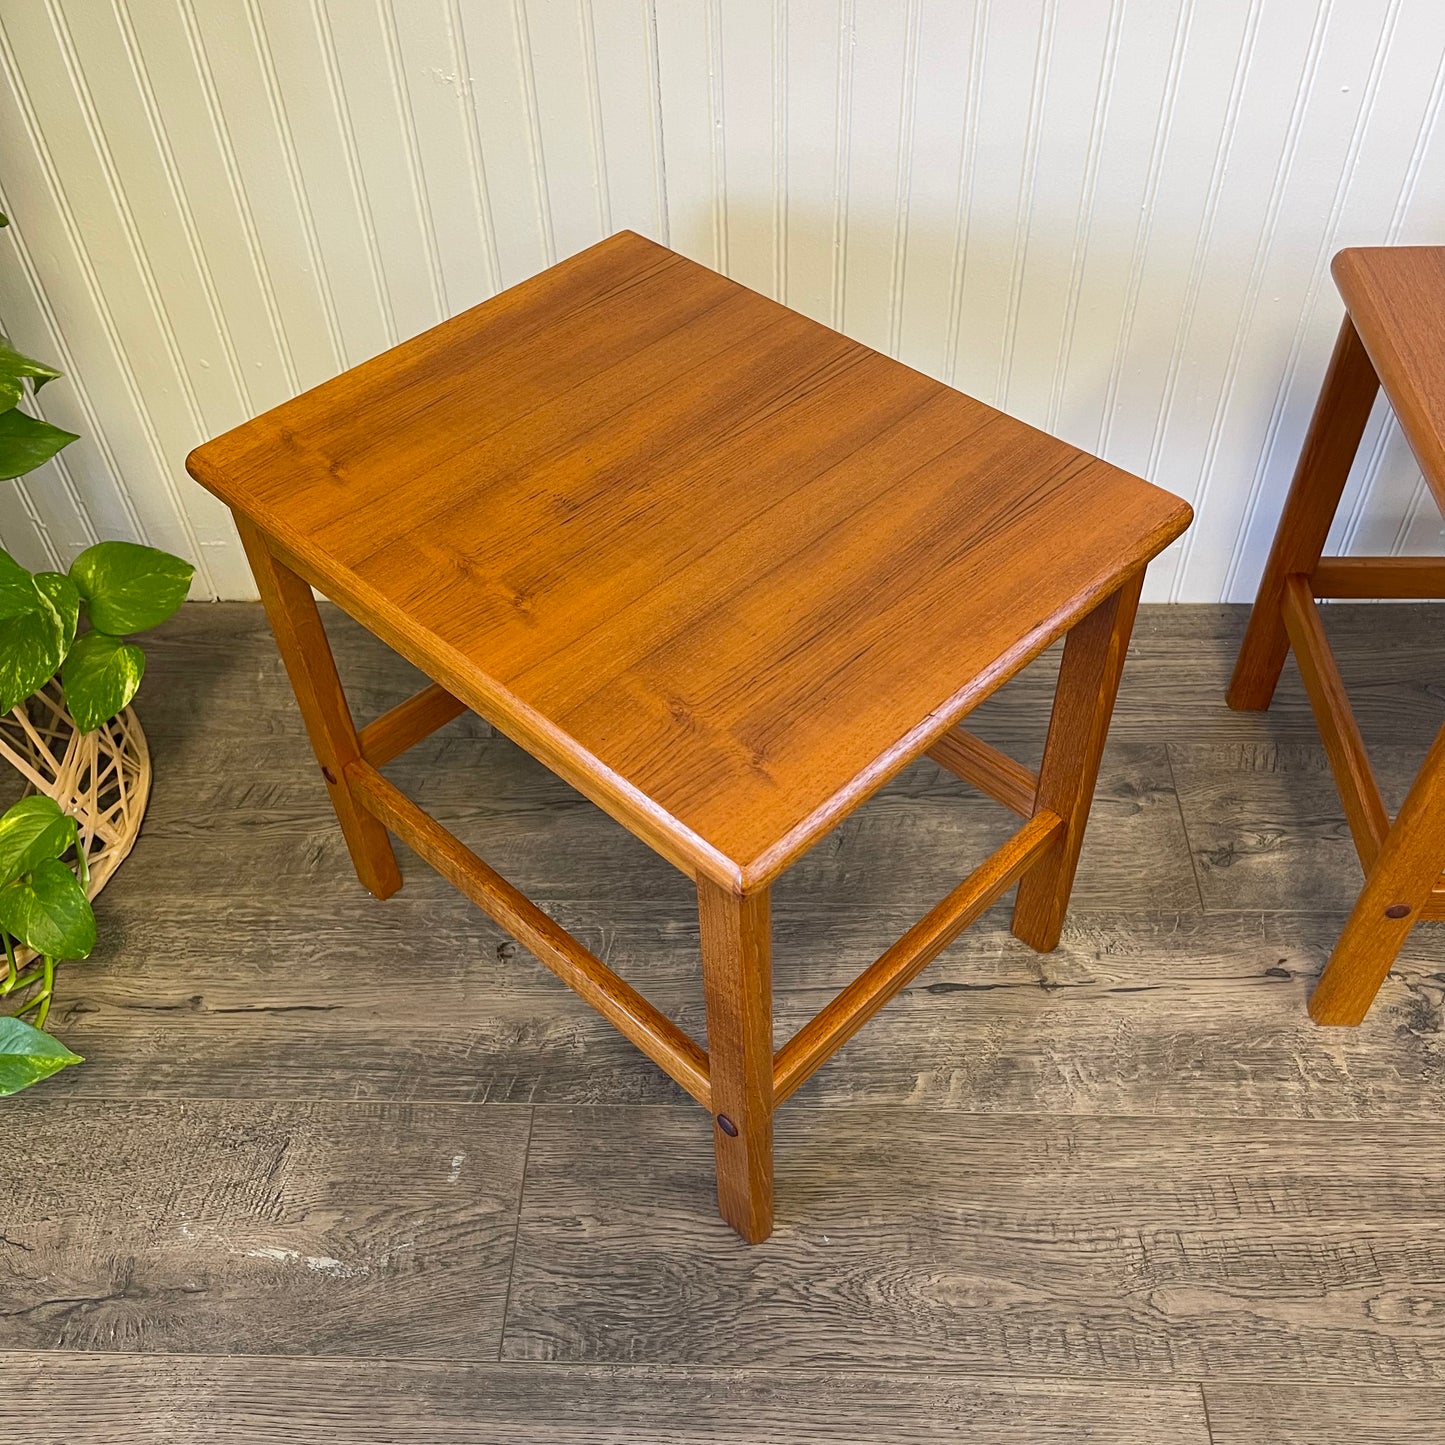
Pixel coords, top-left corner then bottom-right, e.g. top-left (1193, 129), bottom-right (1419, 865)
top-left (0, 857), bottom-right (94, 959)
top-left (0, 333), bottom-right (63, 412)
top-left (32, 570), bottom-right (79, 659)
top-left (0, 1014), bottom-right (83, 1096)
top-left (0, 548), bottom-right (67, 714)
top-left (0, 796), bottom-right (78, 889)
top-left (0, 407), bottom-right (78, 481)
top-left (61, 630), bottom-right (144, 733)
top-left (68, 541), bottom-right (194, 635)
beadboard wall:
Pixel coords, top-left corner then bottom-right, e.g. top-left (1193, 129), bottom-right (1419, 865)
top-left (0, 0), bottom-right (1442, 601)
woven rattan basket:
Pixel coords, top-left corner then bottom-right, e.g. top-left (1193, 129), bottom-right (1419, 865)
top-left (0, 678), bottom-right (151, 961)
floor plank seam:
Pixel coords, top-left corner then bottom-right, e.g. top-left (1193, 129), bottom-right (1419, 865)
top-left (1197, 1381), bottom-right (1220, 1444)
top-left (24, 1098), bottom-right (1445, 1127)
top-left (496, 1105), bottom-right (536, 1363)
top-left (7, 1347), bottom-right (1433, 1392)
top-left (1164, 744), bottom-right (1209, 916)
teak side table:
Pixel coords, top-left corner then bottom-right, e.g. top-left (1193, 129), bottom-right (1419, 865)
top-left (188, 232), bottom-right (1192, 1243)
top-left (1230, 245), bottom-right (1445, 1028)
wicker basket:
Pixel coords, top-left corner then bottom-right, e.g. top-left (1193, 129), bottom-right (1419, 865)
top-left (0, 678), bottom-right (151, 962)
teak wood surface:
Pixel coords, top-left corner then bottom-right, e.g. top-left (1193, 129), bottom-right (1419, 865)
top-left (1231, 245), bottom-right (1445, 1026)
top-left (188, 230), bottom-right (1191, 1241)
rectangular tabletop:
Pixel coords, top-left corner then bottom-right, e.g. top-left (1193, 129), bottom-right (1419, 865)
top-left (188, 231), bottom-right (1191, 888)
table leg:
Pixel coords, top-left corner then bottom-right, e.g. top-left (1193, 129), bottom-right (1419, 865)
top-left (236, 515), bottom-right (402, 900)
top-left (698, 877), bottom-right (773, 1244)
top-left (1227, 316), bottom-right (1379, 711)
top-left (1012, 569), bottom-right (1144, 954)
top-left (1309, 720), bottom-right (1445, 1025)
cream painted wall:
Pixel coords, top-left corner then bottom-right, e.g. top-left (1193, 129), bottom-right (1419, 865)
top-left (0, 0), bottom-right (1441, 600)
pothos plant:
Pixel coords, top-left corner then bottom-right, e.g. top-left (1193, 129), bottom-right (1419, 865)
top-left (0, 206), bottom-right (193, 1095)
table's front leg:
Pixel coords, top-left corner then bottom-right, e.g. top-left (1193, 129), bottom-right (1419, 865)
top-left (698, 877), bottom-right (774, 1244)
top-left (1012, 568), bottom-right (1144, 953)
top-left (235, 514), bottom-right (402, 900)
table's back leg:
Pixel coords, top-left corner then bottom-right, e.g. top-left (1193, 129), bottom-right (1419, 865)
top-left (1309, 719), bottom-right (1445, 1025)
top-left (698, 877), bottom-right (774, 1244)
top-left (236, 515), bottom-right (402, 900)
top-left (1012, 569), bottom-right (1144, 954)
top-left (1227, 316), bottom-right (1379, 712)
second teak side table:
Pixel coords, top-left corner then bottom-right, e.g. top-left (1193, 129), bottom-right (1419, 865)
top-left (1231, 245), bottom-right (1445, 1028)
top-left (188, 232), bottom-right (1192, 1243)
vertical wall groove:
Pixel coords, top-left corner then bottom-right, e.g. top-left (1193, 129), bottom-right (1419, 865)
top-left (378, 0), bottom-right (448, 321)
top-left (0, 176), bottom-right (65, 573)
top-left (0, 6), bottom-right (191, 574)
top-left (113, 2), bottom-right (253, 417)
top-left (943, 0), bottom-right (989, 388)
top-left (1166, 1), bottom-right (1330, 601)
top-left (448, 0), bottom-right (503, 294)
top-left (1045, 0), bottom-right (1122, 434)
top-left (512, 0), bottom-right (555, 266)
top-left (644, 0), bottom-right (669, 246)
top-left (44, 0), bottom-right (220, 592)
top-left (829, 0), bottom-right (856, 331)
top-left (0, 174), bottom-right (95, 560)
top-left (1096, 0), bottom-right (1195, 456)
top-left (310, 0), bottom-right (397, 346)
top-left (0, 163), bottom-right (123, 554)
top-left (242, 0), bottom-right (347, 372)
top-left (771, 0), bottom-right (788, 304)
top-left (577, 0), bottom-right (612, 238)
top-left (996, 0), bottom-right (1058, 408)
top-left (704, 0), bottom-right (726, 273)
top-left (886, 0), bottom-right (921, 358)
top-left (1143, 0), bottom-right (1264, 486)
top-left (176, 0), bottom-right (301, 398)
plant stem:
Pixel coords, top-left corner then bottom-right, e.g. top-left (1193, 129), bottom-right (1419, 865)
top-left (15, 955), bottom-right (56, 1029)
top-left (34, 956), bottom-right (54, 1028)
top-left (1, 930), bottom-right (12, 986)
top-left (75, 842), bottom-right (89, 890)
top-left (35, 953), bottom-right (53, 1034)
top-left (3, 963), bottom-right (44, 997)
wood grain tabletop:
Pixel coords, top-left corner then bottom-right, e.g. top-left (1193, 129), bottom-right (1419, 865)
top-left (188, 231), bottom-right (1191, 887)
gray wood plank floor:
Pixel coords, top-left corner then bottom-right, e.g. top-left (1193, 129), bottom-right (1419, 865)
top-left (2, 602), bottom-right (1443, 1444)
